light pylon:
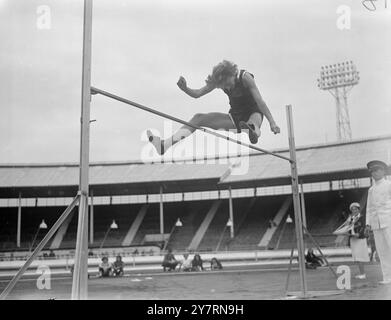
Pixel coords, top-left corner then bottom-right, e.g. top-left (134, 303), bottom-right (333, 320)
top-left (317, 61), bottom-right (360, 142)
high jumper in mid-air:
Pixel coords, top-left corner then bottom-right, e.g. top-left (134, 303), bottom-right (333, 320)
top-left (147, 60), bottom-right (281, 155)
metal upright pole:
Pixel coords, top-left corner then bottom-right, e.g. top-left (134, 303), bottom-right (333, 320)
top-left (100, 226), bottom-right (110, 249)
top-left (300, 183), bottom-right (307, 229)
top-left (17, 193), bottom-right (21, 248)
top-left (72, 0), bottom-right (93, 300)
top-left (159, 186), bottom-right (164, 245)
top-left (162, 224), bottom-right (176, 252)
top-left (335, 88), bottom-right (341, 141)
top-left (228, 186), bottom-right (234, 238)
top-left (215, 225), bottom-right (228, 252)
top-left (286, 105), bottom-right (307, 298)
top-left (29, 226), bottom-right (41, 252)
top-left (90, 190), bottom-right (94, 245)
top-left (284, 245), bottom-right (295, 295)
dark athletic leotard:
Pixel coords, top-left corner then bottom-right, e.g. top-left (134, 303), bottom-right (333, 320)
top-left (223, 69), bottom-right (261, 132)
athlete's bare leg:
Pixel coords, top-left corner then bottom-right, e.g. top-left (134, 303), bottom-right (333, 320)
top-left (147, 112), bottom-right (236, 155)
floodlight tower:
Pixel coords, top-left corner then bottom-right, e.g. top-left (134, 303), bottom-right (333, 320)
top-left (317, 61), bottom-right (360, 141)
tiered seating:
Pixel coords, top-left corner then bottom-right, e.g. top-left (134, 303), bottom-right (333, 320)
top-left (0, 206), bottom-right (63, 250)
top-left (131, 202), bottom-right (184, 246)
top-left (0, 208), bottom-right (18, 250)
top-left (60, 207), bottom-right (79, 249)
top-left (197, 200), bottom-right (230, 252)
top-left (213, 198), bottom-right (253, 251)
top-left (61, 204), bottom-right (141, 249)
top-left (91, 204), bottom-right (141, 248)
top-left (227, 195), bottom-right (287, 251)
top-left (0, 188), bottom-right (369, 252)
top-left (304, 193), bottom-right (343, 248)
top-left (270, 194), bottom-right (335, 250)
top-left (166, 200), bottom-right (211, 251)
top-left (22, 207), bottom-right (63, 250)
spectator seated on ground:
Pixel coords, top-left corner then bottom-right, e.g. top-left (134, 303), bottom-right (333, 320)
top-left (192, 254), bottom-right (204, 272)
top-left (181, 253), bottom-right (193, 272)
top-left (162, 249), bottom-right (179, 272)
top-left (305, 248), bottom-right (324, 269)
top-left (210, 257), bottom-right (223, 270)
top-left (112, 255), bottom-right (125, 277)
top-left (99, 256), bottom-right (113, 277)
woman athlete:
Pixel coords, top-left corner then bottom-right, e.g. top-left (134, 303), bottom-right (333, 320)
top-left (147, 60), bottom-right (280, 155)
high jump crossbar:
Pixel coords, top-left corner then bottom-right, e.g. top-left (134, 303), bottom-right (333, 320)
top-left (90, 87), bottom-right (293, 163)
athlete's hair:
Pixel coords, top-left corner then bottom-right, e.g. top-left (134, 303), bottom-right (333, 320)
top-left (205, 60), bottom-right (238, 87)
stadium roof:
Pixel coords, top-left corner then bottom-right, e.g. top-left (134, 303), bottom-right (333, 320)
top-left (0, 135), bottom-right (390, 198)
top-left (0, 162), bottom-right (229, 198)
top-left (219, 134), bottom-right (391, 188)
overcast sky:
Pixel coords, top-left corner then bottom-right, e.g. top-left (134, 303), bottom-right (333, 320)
top-left (0, 0), bottom-right (390, 164)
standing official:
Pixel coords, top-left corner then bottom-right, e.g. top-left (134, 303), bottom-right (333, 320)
top-left (366, 160), bottom-right (391, 284)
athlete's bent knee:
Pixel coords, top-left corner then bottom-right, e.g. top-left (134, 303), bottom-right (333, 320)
top-left (191, 113), bottom-right (204, 121)
top-left (191, 113), bottom-right (209, 126)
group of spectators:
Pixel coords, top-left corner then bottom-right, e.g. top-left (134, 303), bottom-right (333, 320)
top-left (70, 250), bottom-right (223, 278)
top-left (70, 255), bottom-right (124, 278)
top-left (162, 249), bottom-right (223, 272)
top-left (98, 255), bottom-right (125, 277)
top-left (42, 250), bottom-right (56, 259)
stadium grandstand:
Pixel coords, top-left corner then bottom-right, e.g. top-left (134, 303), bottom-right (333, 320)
top-left (1, 135), bottom-right (389, 263)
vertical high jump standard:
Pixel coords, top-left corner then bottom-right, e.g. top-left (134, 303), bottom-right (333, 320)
top-left (71, 0), bottom-right (93, 300)
top-left (1, 0), bottom-right (340, 300)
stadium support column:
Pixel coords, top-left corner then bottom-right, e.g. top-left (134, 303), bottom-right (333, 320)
top-left (72, 0), bottom-right (93, 300)
top-left (286, 105), bottom-right (308, 297)
top-left (90, 190), bottom-right (94, 245)
top-left (228, 186), bottom-right (234, 238)
top-left (300, 183), bottom-right (307, 229)
top-left (160, 186), bottom-right (164, 246)
top-left (17, 193), bottom-right (22, 248)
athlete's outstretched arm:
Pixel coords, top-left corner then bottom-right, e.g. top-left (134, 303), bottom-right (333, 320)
top-left (242, 72), bottom-right (280, 134)
top-left (177, 76), bottom-right (215, 98)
